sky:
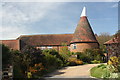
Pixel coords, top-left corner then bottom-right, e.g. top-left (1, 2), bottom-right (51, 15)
top-left (0, 1), bottom-right (119, 40)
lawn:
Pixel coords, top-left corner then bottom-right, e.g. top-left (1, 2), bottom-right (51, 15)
top-left (90, 64), bottom-right (110, 78)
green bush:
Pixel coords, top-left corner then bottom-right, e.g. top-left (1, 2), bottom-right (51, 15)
top-left (91, 60), bottom-right (101, 64)
top-left (77, 52), bottom-right (91, 63)
top-left (60, 53), bottom-right (69, 61)
top-left (68, 58), bottom-right (83, 66)
top-left (77, 49), bottom-right (105, 63)
top-left (85, 49), bottom-right (105, 61)
top-left (43, 53), bottom-right (63, 72)
top-left (42, 49), bottom-right (59, 57)
top-left (59, 43), bottom-right (71, 55)
top-left (59, 53), bottom-right (70, 66)
top-left (43, 49), bottom-right (70, 67)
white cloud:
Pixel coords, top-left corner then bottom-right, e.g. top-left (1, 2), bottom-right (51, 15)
top-left (0, 26), bottom-right (26, 40)
top-left (2, 3), bottom-right (61, 23)
top-left (1, 2), bottom-right (63, 40)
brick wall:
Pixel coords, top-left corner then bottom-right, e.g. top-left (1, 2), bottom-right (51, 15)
top-left (36, 43), bottom-right (99, 53)
top-left (70, 43), bottom-right (99, 52)
top-left (36, 45), bottom-right (69, 52)
top-left (106, 43), bottom-right (120, 59)
top-left (0, 40), bottom-right (20, 50)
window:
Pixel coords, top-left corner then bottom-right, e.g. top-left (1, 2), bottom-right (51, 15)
top-left (47, 46), bottom-right (53, 49)
top-left (73, 44), bottom-right (77, 49)
top-left (41, 46), bottom-right (46, 50)
top-left (68, 46), bottom-right (70, 50)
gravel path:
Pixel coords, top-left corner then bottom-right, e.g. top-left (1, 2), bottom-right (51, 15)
top-left (45, 64), bottom-right (103, 78)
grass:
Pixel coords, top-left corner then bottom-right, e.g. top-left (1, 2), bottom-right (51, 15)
top-left (90, 64), bottom-right (110, 78)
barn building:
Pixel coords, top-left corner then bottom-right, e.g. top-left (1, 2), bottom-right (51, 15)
top-left (104, 33), bottom-right (120, 59)
top-left (1, 7), bottom-right (99, 53)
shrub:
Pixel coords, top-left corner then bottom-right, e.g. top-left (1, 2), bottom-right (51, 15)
top-left (43, 53), bottom-right (63, 72)
top-left (42, 49), bottom-right (66, 64)
top-left (91, 60), bottom-right (101, 64)
top-left (77, 49), bottom-right (105, 63)
top-left (108, 56), bottom-right (120, 72)
top-left (107, 65), bottom-right (116, 73)
top-left (42, 49), bottom-right (59, 57)
top-left (85, 49), bottom-right (105, 61)
top-left (108, 56), bottom-right (119, 65)
top-left (29, 63), bottom-right (47, 77)
top-left (59, 53), bottom-right (69, 61)
top-left (77, 52), bottom-right (91, 63)
top-left (59, 53), bottom-right (70, 66)
top-left (68, 58), bottom-right (83, 66)
top-left (59, 43), bottom-right (71, 55)
top-left (75, 59), bottom-right (83, 65)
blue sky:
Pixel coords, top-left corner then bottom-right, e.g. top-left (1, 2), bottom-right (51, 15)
top-left (1, 2), bottom-right (118, 40)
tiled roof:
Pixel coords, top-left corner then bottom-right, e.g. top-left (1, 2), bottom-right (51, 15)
top-left (18, 34), bottom-right (73, 46)
top-left (71, 16), bottom-right (98, 43)
top-left (104, 34), bottom-right (120, 44)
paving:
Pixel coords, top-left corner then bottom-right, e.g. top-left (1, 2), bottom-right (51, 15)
top-left (44, 64), bottom-right (103, 79)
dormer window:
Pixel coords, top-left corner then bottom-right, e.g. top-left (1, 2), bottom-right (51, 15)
top-left (73, 44), bottom-right (77, 49)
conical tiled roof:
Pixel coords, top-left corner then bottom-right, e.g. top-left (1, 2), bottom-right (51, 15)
top-left (71, 7), bottom-right (98, 43)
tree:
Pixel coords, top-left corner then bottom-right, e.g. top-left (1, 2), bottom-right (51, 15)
top-left (96, 32), bottom-right (113, 49)
top-left (21, 45), bottom-right (44, 66)
top-left (59, 43), bottom-right (71, 55)
top-left (2, 44), bottom-right (12, 68)
top-left (114, 30), bottom-right (120, 37)
top-left (12, 50), bottom-right (26, 78)
top-left (12, 45), bottom-right (44, 78)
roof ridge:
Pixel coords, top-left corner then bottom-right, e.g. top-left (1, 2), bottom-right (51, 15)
top-left (19, 33), bottom-right (73, 37)
top-left (104, 37), bottom-right (120, 44)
